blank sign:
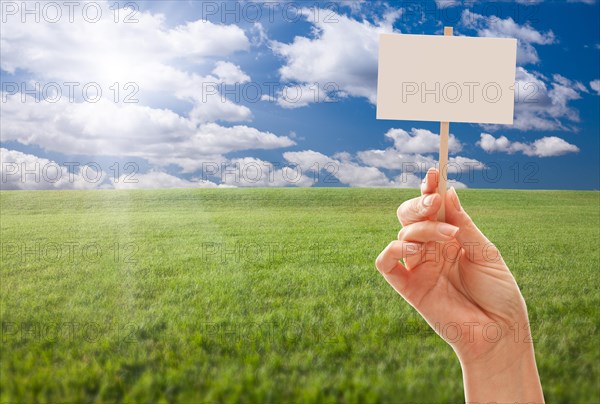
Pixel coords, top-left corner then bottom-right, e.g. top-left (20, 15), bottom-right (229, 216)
top-left (376, 33), bottom-right (517, 124)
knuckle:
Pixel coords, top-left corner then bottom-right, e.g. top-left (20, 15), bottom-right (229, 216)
top-left (375, 243), bottom-right (391, 270)
top-left (398, 227), bottom-right (409, 241)
top-left (375, 248), bottom-right (392, 272)
top-left (396, 203), bottom-right (405, 220)
top-left (397, 198), bottom-right (419, 224)
top-left (374, 256), bottom-right (382, 270)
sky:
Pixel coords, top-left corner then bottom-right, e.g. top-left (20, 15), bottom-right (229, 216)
top-left (1, 0), bottom-right (599, 190)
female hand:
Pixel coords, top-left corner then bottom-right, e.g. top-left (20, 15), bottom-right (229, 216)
top-left (375, 168), bottom-right (544, 403)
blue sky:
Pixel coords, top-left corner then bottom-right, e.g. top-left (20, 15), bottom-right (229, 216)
top-left (1, 1), bottom-right (598, 190)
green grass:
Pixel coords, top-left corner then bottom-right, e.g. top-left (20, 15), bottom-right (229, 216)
top-left (1, 188), bottom-right (598, 403)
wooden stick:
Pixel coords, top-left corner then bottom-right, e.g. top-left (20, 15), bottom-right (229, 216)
top-left (437, 26), bottom-right (453, 222)
top-left (437, 121), bottom-right (449, 221)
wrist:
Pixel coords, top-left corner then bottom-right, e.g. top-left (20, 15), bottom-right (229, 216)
top-left (459, 340), bottom-right (544, 403)
top-left (449, 316), bottom-right (532, 364)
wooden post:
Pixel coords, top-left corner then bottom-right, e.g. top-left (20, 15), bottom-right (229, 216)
top-left (437, 26), bottom-right (453, 222)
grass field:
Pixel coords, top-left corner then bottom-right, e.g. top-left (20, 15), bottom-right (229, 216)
top-left (1, 188), bottom-right (598, 402)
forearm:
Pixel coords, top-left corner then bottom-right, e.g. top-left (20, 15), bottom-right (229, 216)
top-left (459, 342), bottom-right (544, 403)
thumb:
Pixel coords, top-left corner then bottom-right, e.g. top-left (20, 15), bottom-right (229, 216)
top-left (445, 187), bottom-right (501, 264)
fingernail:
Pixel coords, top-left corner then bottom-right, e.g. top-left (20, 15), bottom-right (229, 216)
top-left (423, 194), bottom-right (435, 207)
top-left (437, 222), bottom-right (459, 237)
top-left (449, 187), bottom-right (462, 211)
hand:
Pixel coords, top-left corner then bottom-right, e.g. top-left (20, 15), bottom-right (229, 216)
top-left (375, 168), bottom-right (544, 403)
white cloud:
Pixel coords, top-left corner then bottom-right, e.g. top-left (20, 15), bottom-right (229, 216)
top-left (553, 74), bottom-right (588, 93)
top-left (281, 125), bottom-right (478, 188)
top-left (357, 149), bottom-right (485, 174)
top-left (506, 68), bottom-right (586, 131)
top-left (357, 149), bottom-right (437, 170)
top-left (2, 133), bottom-right (479, 190)
top-left (461, 10), bottom-right (555, 65)
top-left (590, 79), bottom-right (600, 95)
top-left (435, 0), bottom-right (460, 8)
top-left (478, 133), bottom-right (579, 157)
top-left (515, 0), bottom-right (544, 3)
top-left (356, 128), bottom-right (484, 174)
top-left (212, 61), bottom-right (251, 84)
top-left (283, 148), bottom-right (468, 188)
top-left (0, 6), bottom-right (253, 121)
top-left (384, 128), bottom-right (462, 154)
top-left (274, 84), bottom-right (338, 109)
top-left (338, 0), bottom-right (368, 14)
top-left (283, 150), bottom-right (395, 187)
top-left (1, 3), bottom-right (249, 85)
top-left (0, 1), bottom-right (276, 159)
top-left (249, 22), bottom-right (269, 47)
top-left (0, 0), bottom-right (301, 183)
top-left (449, 156), bottom-right (486, 171)
top-left (271, 7), bottom-right (398, 106)
top-left (282, 150), bottom-right (332, 172)
top-left (270, 6), bottom-right (584, 135)
top-left (342, 8), bottom-right (585, 133)
top-left (1, 95), bottom-right (295, 173)
top-left (438, 0), bottom-right (545, 6)
top-left (219, 157), bottom-right (314, 187)
top-left (0, 148), bottom-right (226, 190)
top-left (391, 172), bottom-right (427, 188)
top-left (0, 148), bottom-right (108, 190)
top-left (112, 171), bottom-right (219, 189)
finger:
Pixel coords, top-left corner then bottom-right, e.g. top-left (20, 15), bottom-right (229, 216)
top-left (445, 187), bottom-right (503, 264)
top-left (420, 167), bottom-right (439, 196)
top-left (397, 193), bottom-right (442, 226)
top-left (375, 241), bottom-right (422, 294)
top-left (398, 220), bottom-right (458, 243)
top-left (404, 247), bottom-right (423, 271)
top-left (376, 241), bottom-right (422, 274)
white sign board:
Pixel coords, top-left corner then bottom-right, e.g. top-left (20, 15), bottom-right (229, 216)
top-left (377, 33), bottom-right (517, 124)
